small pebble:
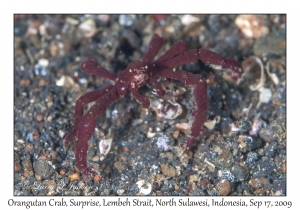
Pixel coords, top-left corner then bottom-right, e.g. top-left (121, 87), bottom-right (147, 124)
top-left (14, 162), bottom-right (22, 172)
top-left (249, 177), bottom-right (270, 189)
top-left (259, 127), bottom-right (276, 142)
top-left (173, 130), bottom-right (180, 139)
top-left (216, 150), bottom-right (234, 168)
top-left (35, 174), bottom-right (43, 180)
top-left (69, 173), bottom-right (80, 182)
top-left (216, 179), bottom-right (231, 196)
top-left (189, 174), bottom-right (198, 182)
top-left (94, 175), bottom-right (101, 182)
top-left (117, 189), bottom-right (125, 195)
top-left (235, 15), bottom-right (269, 38)
top-left (231, 164), bottom-right (245, 181)
top-left (59, 169), bottom-right (66, 175)
top-left (33, 158), bottom-right (52, 178)
top-left (161, 164), bottom-right (176, 177)
top-left (51, 150), bottom-right (58, 159)
top-left (114, 161), bottom-right (123, 170)
top-left (175, 123), bottom-right (191, 135)
top-left (92, 156), bottom-right (100, 162)
top-left (200, 178), bottom-right (210, 189)
top-left (36, 114), bottom-right (43, 122)
top-left (179, 154), bottom-right (189, 168)
top-left (22, 158), bottom-right (34, 177)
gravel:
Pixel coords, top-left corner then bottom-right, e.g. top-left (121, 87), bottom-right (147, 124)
top-left (14, 14), bottom-right (286, 196)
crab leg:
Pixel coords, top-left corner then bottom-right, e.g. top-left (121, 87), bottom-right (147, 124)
top-left (74, 85), bottom-right (115, 117)
top-left (130, 87), bottom-right (150, 108)
top-left (143, 34), bottom-right (164, 64)
top-left (154, 69), bottom-right (207, 150)
top-left (158, 49), bottom-right (199, 68)
top-left (65, 85), bottom-right (114, 145)
top-left (155, 40), bottom-right (188, 63)
top-left (159, 48), bottom-right (243, 81)
top-left (197, 48), bottom-right (243, 80)
top-left (66, 86), bottom-right (120, 176)
top-left (81, 57), bottom-right (117, 81)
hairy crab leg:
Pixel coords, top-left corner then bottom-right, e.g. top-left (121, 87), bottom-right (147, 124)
top-left (159, 49), bottom-right (198, 68)
top-left (155, 40), bottom-right (188, 63)
top-left (149, 39), bottom-right (189, 98)
top-left (130, 87), bottom-right (151, 108)
top-left (74, 85), bottom-right (115, 117)
top-left (197, 48), bottom-right (243, 80)
top-left (154, 69), bottom-right (207, 150)
top-left (159, 48), bottom-right (243, 81)
top-left (143, 34), bottom-right (164, 64)
top-left (81, 57), bottom-right (117, 81)
top-left (66, 86), bottom-right (120, 177)
top-left (64, 85), bottom-right (114, 146)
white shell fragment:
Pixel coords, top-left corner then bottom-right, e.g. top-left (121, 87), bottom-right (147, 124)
top-left (204, 116), bottom-right (220, 130)
top-left (242, 56), bottom-right (265, 91)
top-left (56, 75), bottom-right (74, 88)
top-left (38, 58), bottom-right (49, 67)
top-left (242, 56), bottom-right (273, 107)
top-left (136, 180), bottom-right (152, 195)
top-left (259, 87), bottom-right (272, 104)
top-left (147, 127), bottom-right (156, 138)
top-left (99, 138), bottom-right (113, 156)
top-left (151, 99), bottom-right (183, 120)
top-left (158, 100), bottom-right (182, 119)
top-left (181, 15), bottom-right (200, 25)
top-left (230, 122), bottom-right (240, 132)
top-left (266, 61), bottom-right (280, 85)
top-left (58, 130), bottom-right (65, 138)
top-left (78, 19), bottom-right (97, 38)
top-left (16, 139), bottom-right (25, 144)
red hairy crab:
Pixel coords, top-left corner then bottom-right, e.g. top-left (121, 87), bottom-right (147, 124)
top-left (65, 34), bottom-right (243, 177)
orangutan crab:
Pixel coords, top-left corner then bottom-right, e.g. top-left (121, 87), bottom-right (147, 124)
top-left (64, 34), bottom-right (243, 177)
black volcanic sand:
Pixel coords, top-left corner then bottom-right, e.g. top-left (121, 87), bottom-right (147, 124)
top-left (14, 14), bottom-right (286, 196)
